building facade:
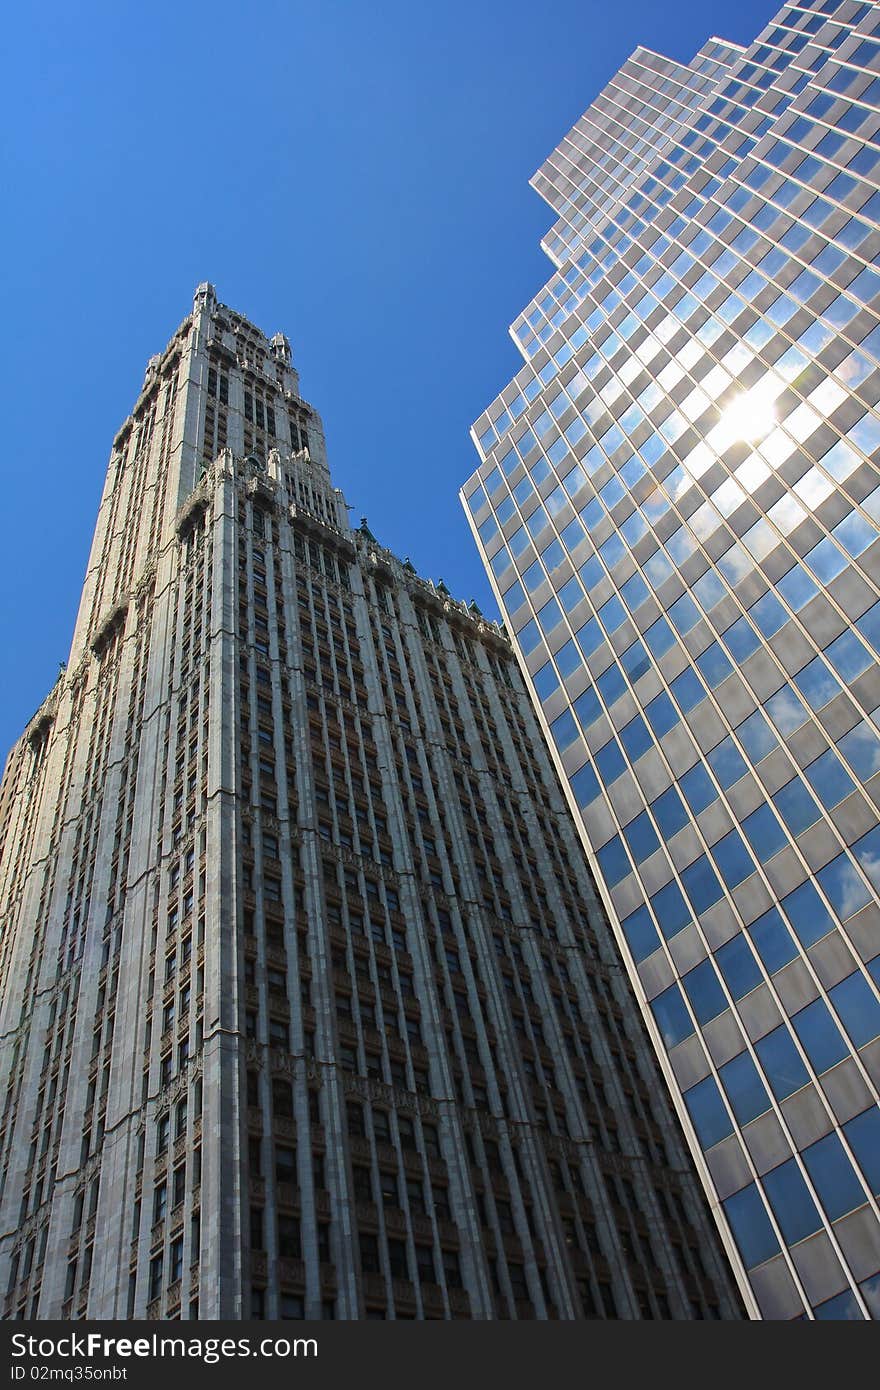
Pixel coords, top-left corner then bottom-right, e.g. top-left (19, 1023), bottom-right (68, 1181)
top-left (0, 287), bottom-right (741, 1320)
top-left (463, 0), bottom-right (880, 1320)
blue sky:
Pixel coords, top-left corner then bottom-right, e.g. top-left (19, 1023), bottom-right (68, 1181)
top-left (0, 0), bottom-right (776, 755)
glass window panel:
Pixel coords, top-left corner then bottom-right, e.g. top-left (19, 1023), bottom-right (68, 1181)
top-left (597, 662), bottom-right (627, 707)
top-left (742, 804), bottom-right (788, 863)
top-left (621, 638), bottom-right (651, 683)
top-left (595, 740), bottom-right (627, 785)
top-left (795, 657), bottom-right (841, 711)
top-left (852, 825), bottom-right (880, 892)
top-left (671, 669), bottom-right (706, 714)
top-left (737, 711), bottom-right (777, 762)
top-left (763, 1158), bottom-right (822, 1246)
top-left (682, 959), bottom-right (728, 1025)
top-left (749, 906), bottom-right (797, 974)
top-left (825, 630), bottom-right (873, 683)
top-left (719, 1051), bottom-right (770, 1126)
top-left (816, 853), bottom-right (872, 921)
top-left (644, 617), bottom-right (675, 657)
top-left (573, 686), bottom-right (602, 729)
top-left (696, 641), bottom-right (733, 688)
top-left (620, 714), bottom-right (653, 761)
top-left (550, 710), bottom-right (579, 752)
top-left (682, 855), bottom-right (724, 914)
top-left (533, 662), bottom-right (560, 701)
top-left (651, 786), bottom-right (688, 839)
top-left (843, 1107), bottom-right (880, 1197)
top-left (773, 778), bottom-right (821, 836)
top-left (782, 879), bottom-right (836, 948)
top-left (645, 692), bottom-right (679, 738)
top-left (792, 997), bottom-right (849, 1074)
top-left (621, 904), bottom-right (660, 964)
top-left (650, 984), bottom-right (695, 1048)
top-left (723, 1185), bottom-right (780, 1270)
top-left (755, 1026), bottom-right (810, 1101)
top-left (805, 749), bottom-right (855, 809)
top-left (713, 830), bottom-right (756, 888)
top-left (838, 722), bottom-right (880, 780)
top-left (765, 685), bottom-right (809, 736)
top-left (623, 810), bottom-right (660, 864)
top-left (715, 934), bottom-right (762, 1001)
top-left (723, 616), bottom-right (761, 662)
top-left (684, 1075), bottom-right (734, 1150)
top-left (708, 736), bottom-right (748, 789)
top-left (829, 972), bottom-right (880, 1049)
top-left (570, 762), bottom-right (600, 808)
top-left (680, 761), bottom-right (718, 815)
top-left (803, 1132), bottom-right (868, 1223)
top-left (596, 834), bottom-right (631, 887)
top-left (652, 879), bottom-right (691, 941)
top-left (554, 639), bottom-right (582, 679)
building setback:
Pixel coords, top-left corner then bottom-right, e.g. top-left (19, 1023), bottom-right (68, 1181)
top-left (462, 0), bottom-right (880, 1321)
top-left (0, 285), bottom-right (740, 1319)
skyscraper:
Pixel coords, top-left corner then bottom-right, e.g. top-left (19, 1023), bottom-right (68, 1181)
top-left (463, 0), bottom-right (880, 1320)
top-left (0, 286), bottom-right (740, 1320)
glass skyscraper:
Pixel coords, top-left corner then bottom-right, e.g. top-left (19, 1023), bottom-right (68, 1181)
top-left (462, 0), bottom-right (880, 1319)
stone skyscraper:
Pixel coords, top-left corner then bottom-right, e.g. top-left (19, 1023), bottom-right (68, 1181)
top-left (463, 0), bottom-right (880, 1320)
top-left (0, 286), bottom-right (740, 1320)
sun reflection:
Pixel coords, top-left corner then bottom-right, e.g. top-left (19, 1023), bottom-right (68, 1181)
top-left (717, 386), bottom-right (777, 446)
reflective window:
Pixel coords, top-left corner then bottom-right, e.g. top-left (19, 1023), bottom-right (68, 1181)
top-left (792, 997), bottom-right (849, 1074)
top-left (763, 1158), bottom-right (822, 1246)
top-left (595, 740), bottom-right (627, 785)
top-left (621, 904), bottom-right (659, 963)
top-left (621, 638), bottom-right (651, 683)
top-left (708, 736), bottom-right (748, 788)
top-left (622, 811), bottom-right (660, 865)
top-left (620, 714), bottom-right (653, 761)
top-left (742, 804), bottom-right (788, 863)
top-left (650, 983), bottom-right (695, 1048)
top-left (573, 686), bottom-right (602, 729)
top-left (682, 855), bottom-right (724, 914)
top-left (723, 1184), bottom-right (779, 1269)
top-left (852, 825), bottom-right (880, 892)
top-left (719, 1050), bottom-right (770, 1126)
top-left (829, 971), bottom-right (880, 1049)
top-left (723, 616), bottom-right (761, 662)
top-left (715, 935), bottom-right (763, 1002)
top-left (773, 778), bottom-right (821, 836)
top-left (838, 721), bottom-right (880, 780)
top-left (570, 762), bottom-right (600, 808)
top-left (749, 906), bottom-right (798, 975)
top-left (596, 833), bottom-right (631, 887)
top-left (651, 786), bottom-right (689, 839)
top-left (652, 879), bottom-right (691, 941)
top-left (843, 1107), bottom-right (880, 1196)
top-left (805, 749), bottom-right (855, 809)
top-left (765, 685), bottom-right (809, 736)
top-left (737, 711), bottom-right (777, 762)
top-left (782, 880), bottom-right (835, 948)
top-left (671, 668), bottom-right (706, 714)
top-left (533, 662), bottom-right (560, 702)
top-left (816, 853), bottom-right (872, 921)
top-left (682, 959), bottom-right (728, 1025)
top-left (696, 641), bottom-right (734, 688)
top-left (550, 710), bottom-right (579, 752)
top-left (684, 1075), bottom-right (734, 1150)
top-left (755, 1025), bottom-right (810, 1101)
top-left (713, 830), bottom-right (756, 888)
top-left (803, 1132), bottom-right (867, 1223)
top-left (680, 762), bottom-right (718, 814)
top-left (645, 691), bottom-right (679, 738)
top-left (795, 657), bottom-right (841, 710)
top-left (597, 662), bottom-right (627, 707)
